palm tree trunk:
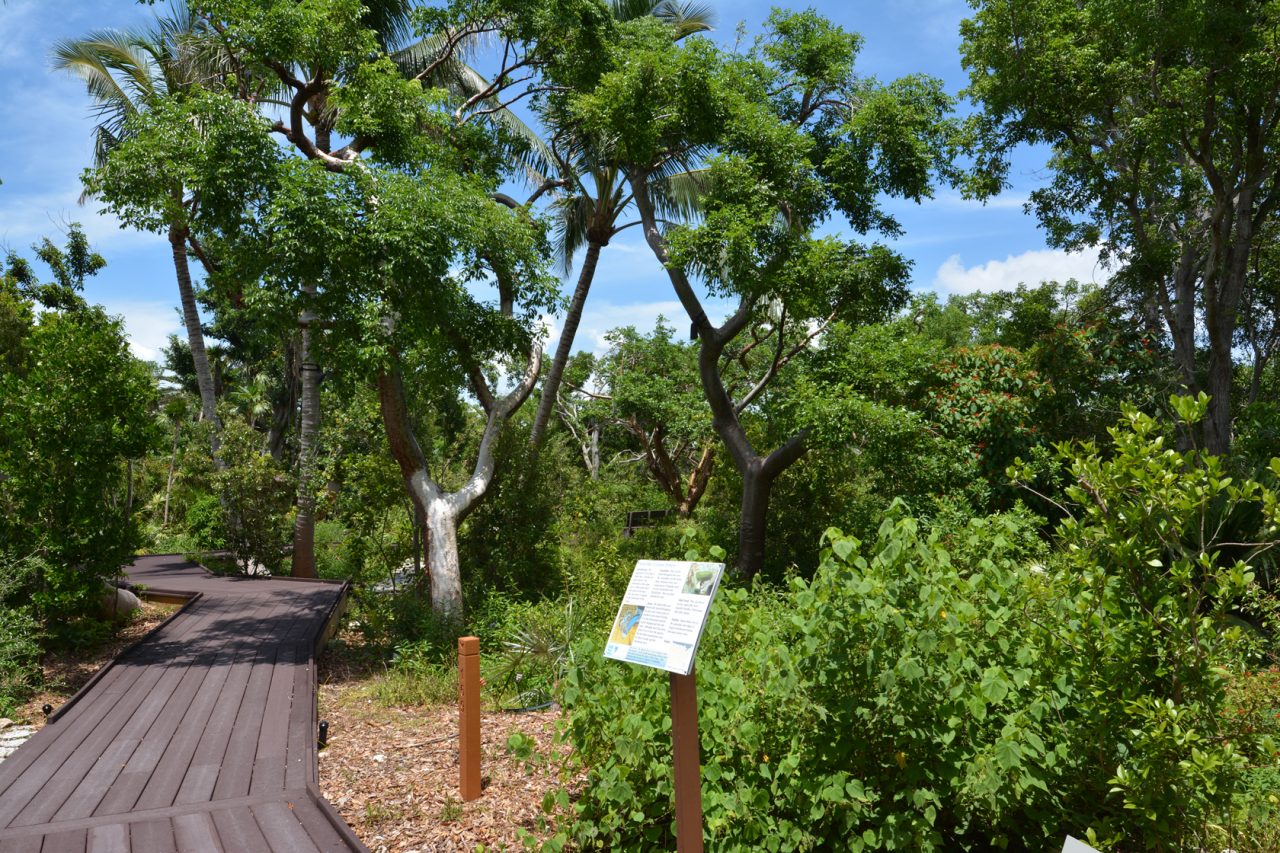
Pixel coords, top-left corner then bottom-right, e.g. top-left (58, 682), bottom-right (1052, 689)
top-left (291, 285), bottom-right (320, 578)
top-left (169, 222), bottom-right (222, 467)
top-left (531, 241), bottom-right (603, 448)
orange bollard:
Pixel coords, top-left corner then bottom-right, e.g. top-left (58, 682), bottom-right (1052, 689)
top-left (459, 636), bottom-right (482, 801)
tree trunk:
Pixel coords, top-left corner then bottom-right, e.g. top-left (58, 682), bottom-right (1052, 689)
top-left (737, 462), bottom-right (772, 579)
top-left (291, 286), bottom-right (320, 578)
top-left (676, 445), bottom-right (715, 517)
top-left (531, 241), bottom-right (603, 449)
top-left (169, 222), bottom-right (222, 467)
top-left (628, 172), bottom-right (809, 579)
top-left (411, 502), bottom-right (423, 577)
top-left (378, 347), bottom-right (541, 620)
top-left (588, 422), bottom-right (600, 480)
top-left (267, 336), bottom-right (301, 462)
top-left (424, 494), bottom-right (463, 617)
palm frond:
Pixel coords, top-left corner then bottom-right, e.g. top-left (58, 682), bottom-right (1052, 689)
top-left (651, 0), bottom-right (716, 37)
top-left (552, 194), bottom-right (598, 275)
top-left (611, 0), bottom-right (714, 36)
top-left (51, 32), bottom-right (157, 112)
top-left (393, 34), bottom-right (556, 184)
top-left (362, 0), bottom-right (415, 51)
top-left (649, 168), bottom-right (707, 222)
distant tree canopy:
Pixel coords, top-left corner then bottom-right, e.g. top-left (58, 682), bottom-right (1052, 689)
top-left (962, 0), bottom-right (1280, 455)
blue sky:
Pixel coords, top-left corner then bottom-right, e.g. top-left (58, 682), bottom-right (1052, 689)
top-left (0, 0), bottom-right (1105, 362)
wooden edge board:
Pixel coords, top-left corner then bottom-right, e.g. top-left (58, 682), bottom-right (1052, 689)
top-left (0, 792), bottom-right (310, 841)
top-left (123, 586), bottom-right (199, 606)
top-left (313, 582), bottom-right (351, 657)
top-left (304, 783), bottom-right (369, 852)
top-left (47, 592), bottom-right (203, 725)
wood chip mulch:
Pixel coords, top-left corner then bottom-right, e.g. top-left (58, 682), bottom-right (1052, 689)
top-left (317, 694), bottom-right (573, 852)
top-left (317, 643), bottom-right (581, 852)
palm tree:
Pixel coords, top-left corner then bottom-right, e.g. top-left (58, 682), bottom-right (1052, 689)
top-left (53, 4), bottom-right (226, 465)
top-left (528, 0), bottom-right (714, 448)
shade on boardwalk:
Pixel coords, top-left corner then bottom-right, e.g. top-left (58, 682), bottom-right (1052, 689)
top-left (0, 555), bottom-right (367, 852)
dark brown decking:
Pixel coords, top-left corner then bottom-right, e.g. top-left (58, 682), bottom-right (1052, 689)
top-left (0, 555), bottom-right (366, 853)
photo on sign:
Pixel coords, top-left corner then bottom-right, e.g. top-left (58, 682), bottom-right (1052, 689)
top-left (681, 564), bottom-right (716, 596)
top-left (609, 604), bottom-right (644, 646)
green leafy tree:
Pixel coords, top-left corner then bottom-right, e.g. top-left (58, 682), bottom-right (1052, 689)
top-left (170, 0), bottom-right (596, 616)
top-left (55, 3), bottom-right (230, 464)
top-left (585, 320), bottom-right (717, 515)
top-left (962, 0), bottom-right (1280, 454)
top-left (558, 9), bottom-right (961, 575)
top-left (925, 343), bottom-right (1048, 485)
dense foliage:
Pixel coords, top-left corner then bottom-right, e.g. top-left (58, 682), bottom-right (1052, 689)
top-left (551, 400), bottom-right (1280, 851)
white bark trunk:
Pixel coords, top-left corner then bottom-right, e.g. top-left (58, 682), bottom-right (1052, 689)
top-left (417, 480), bottom-right (463, 618)
top-left (380, 348), bottom-right (542, 622)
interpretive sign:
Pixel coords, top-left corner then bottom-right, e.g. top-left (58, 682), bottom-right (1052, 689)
top-left (604, 560), bottom-right (724, 675)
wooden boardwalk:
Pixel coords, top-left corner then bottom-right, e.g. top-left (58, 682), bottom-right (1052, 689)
top-left (0, 555), bottom-right (367, 853)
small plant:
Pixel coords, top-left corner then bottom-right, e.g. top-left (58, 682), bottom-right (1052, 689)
top-left (506, 730), bottom-right (542, 774)
top-left (367, 641), bottom-right (458, 708)
top-left (439, 795), bottom-right (463, 822)
top-left (362, 800), bottom-right (406, 826)
top-left (490, 599), bottom-right (582, 708)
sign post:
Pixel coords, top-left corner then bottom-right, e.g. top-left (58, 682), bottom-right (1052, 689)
top-left (670, 666), bottom-right (704, 853)
top-left (604, 560), bottom-right (724, 852)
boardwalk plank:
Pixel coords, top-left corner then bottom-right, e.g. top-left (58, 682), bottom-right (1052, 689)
top-left (38, 828), bottom-right (86, 853)
top-left (171, 812), bottom-right (223, 853)
top-left (85, 823), bottom-right (127, 853)
top-left (171, 649), bottom-right (257, 806)
top-left (128, 820), bottom-right (176, 853)
top-left (0, 597), bottom-right (224, 828)
top-left (0, 834), bottom-right (40, 853)
top-left (290, 795), bottom-right (354, 853)
top-left (96, 649), bottom-right (227, 816)
top-left (284, 645), bottom-right (317, 790)
top-left (252, 800), bottom-right (320, 853)
top-left (129, 647), bottom-right (239, 813)
top-left (250, 644), bottom-right (301, 795)
top-left (210, 646), bottom-right (281, 801)
top-left (208, 805), bottom-right (271, 853)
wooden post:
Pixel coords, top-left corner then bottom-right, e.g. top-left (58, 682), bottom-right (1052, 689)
top-left (458, 636), bottom-right (482, 801)
top-left (669, 666), bottom-right (704, 853)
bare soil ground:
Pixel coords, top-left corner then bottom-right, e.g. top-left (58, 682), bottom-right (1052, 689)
top-left (16, 600), bottom-right (178, 729)
top-left (317, 635), bottom-right (574, 853)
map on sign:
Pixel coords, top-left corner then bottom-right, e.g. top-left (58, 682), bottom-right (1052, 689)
top-left (604, 560), bottom-right (724, 675)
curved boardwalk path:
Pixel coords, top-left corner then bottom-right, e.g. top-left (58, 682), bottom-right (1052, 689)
top-left (0, 555), bottom-right (367, 853)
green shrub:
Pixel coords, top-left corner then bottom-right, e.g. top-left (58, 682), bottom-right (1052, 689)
top-left (549, 397), bottom-right (1279, 851)
top-left (183, 493), bottom-right (225, 550)
top-left (216, 419), bottom-right (292, 574)
top-left (313, 520), bottom-right (349, 580)
top-left (0, 606), bottom-right (40, 716)
top-left (557, 509), bottom-right (1062, 851)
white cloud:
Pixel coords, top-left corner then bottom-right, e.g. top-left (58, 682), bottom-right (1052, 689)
top-left (932, 248), bottom-right (1107, 296)
top-left (97, 299), bottom-right (182, 362)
